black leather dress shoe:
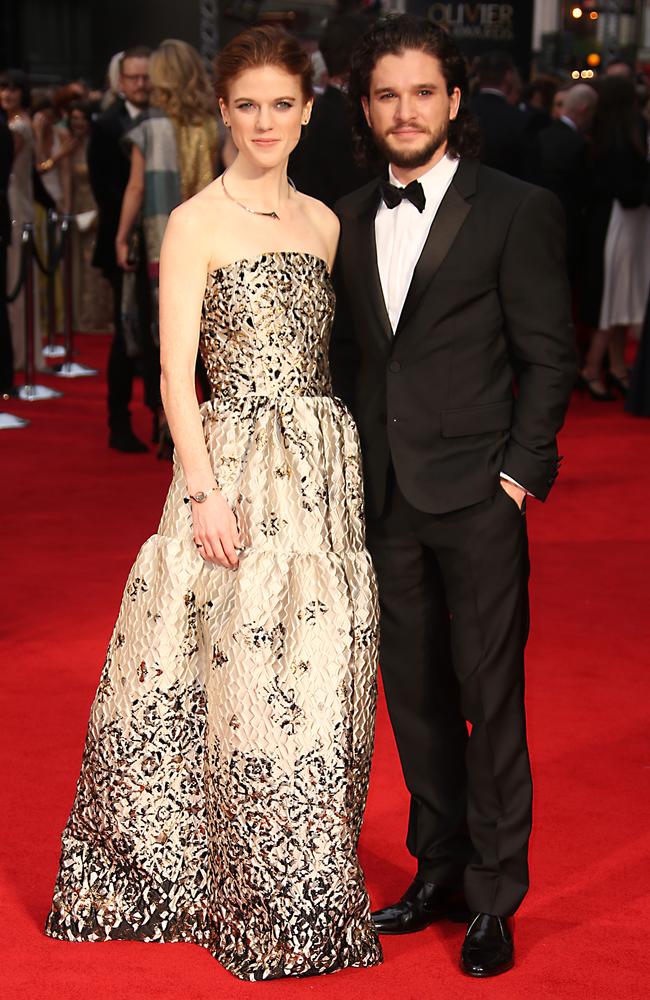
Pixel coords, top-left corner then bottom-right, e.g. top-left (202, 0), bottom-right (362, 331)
top-left (371, 879), bottom-right (459, 935)
top-left (109, 429), bottom-right (148, 454)
top-left (461, 913), bottom-right (514, 977)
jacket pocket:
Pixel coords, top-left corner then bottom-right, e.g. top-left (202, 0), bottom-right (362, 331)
top-left (440, 400), bottom-right (513, 438)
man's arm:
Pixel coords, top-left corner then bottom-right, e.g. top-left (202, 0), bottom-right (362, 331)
top-left (498, 186), bottom-right (577, 500)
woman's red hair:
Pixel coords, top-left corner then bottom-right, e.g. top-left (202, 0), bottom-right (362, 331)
top-left (214, 25), bottom-right (313, 101)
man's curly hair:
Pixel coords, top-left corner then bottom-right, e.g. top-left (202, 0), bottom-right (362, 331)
top-left (348, 13), bottom-right (481, 168)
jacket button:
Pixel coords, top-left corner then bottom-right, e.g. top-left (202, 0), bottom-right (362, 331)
top-left (388, 360), bottom-right (401, 373)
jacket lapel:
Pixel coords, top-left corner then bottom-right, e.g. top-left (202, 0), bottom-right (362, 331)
top-left (353, 183), bottom-right (393, 348)
top-left (394, 158), bottom-right (478, 338)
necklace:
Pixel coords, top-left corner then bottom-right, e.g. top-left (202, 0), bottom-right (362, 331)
top-left (221, 172), bottom-right (289, 221)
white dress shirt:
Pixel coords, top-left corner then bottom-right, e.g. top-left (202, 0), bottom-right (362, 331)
top-left (375, 153), bottom-right (459, 332)
top-left (375, 153), bottom-right (530, 496)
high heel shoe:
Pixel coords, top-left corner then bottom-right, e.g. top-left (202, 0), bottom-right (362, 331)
top-left (576, 373), bottom-right (616, 401)
top-left (606, 371), bottom-right (630, 397)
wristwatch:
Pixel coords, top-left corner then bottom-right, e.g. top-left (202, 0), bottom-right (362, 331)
top-left (184, 486), bottom-right (219, 504)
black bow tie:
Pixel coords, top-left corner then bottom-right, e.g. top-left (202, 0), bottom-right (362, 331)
top-left (380, 179), bottom-right (426, 213)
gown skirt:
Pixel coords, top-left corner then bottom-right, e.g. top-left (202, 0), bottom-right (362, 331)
top-left (45, 251), bottom-right (383, 980)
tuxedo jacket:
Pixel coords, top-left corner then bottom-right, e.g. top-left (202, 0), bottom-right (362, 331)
top-left (331, 158), bottom-right (576, 518)
top-left (87, 99), bottom-right (135, 274)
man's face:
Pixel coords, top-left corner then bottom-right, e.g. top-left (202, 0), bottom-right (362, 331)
top-left (119, 57), bottom-right (150, 108)
top-left (362, 49), bottom-right (460, 171)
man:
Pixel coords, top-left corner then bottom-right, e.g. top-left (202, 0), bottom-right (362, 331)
top-left (289, 13), bottom-right (372, 207)
top-left (332, 15), bottom-right (576, 977)
top-left (0, 111), bottom-right (14, 399)
top-left (470, 50), bottom-right (527, 178)
top-left (537, 83), bottom-right (597, 283)
top-left (88, 46), bottom-right (159, 453)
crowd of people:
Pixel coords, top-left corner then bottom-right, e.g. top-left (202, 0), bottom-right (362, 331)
top-left (1, 14), bottom-right (650, 429)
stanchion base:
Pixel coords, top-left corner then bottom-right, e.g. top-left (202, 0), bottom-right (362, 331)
top-left (18, 383), bottom-right (64, 401)
top-left (0, 411), bottom-right (30, 429)
top-left (43, 344), bottom-right (66, 358)
top-left (54, 361), bottom-right (99, 378)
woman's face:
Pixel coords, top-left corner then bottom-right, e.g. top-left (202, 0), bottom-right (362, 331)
top-left (220, 64), bottom-right (312, 169)
top-left (0, 84), bottom-right (23, 116)
top-left (69, 109), bottom-right (89, 138)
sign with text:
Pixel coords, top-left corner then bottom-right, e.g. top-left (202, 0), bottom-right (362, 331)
top-left (408, 2), bottom-right (534, 75)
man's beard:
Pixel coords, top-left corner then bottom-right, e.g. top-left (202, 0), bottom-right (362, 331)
top-left (372, 121), bottom-right (448, 169)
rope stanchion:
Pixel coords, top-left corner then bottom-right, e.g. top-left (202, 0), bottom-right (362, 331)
top-left (42, 210), bottom-right (66, 360)
top-left (52, 214), bottom-right (98, 378)
top-left (17, 223), bottom-right (63, 402)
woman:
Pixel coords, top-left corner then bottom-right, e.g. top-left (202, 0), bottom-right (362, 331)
top-left (579, 76), bottom-right (650, 400)
top-left (45, 25), bottom-right (382, 981)
top-left (115, 39), bottom-right (219, 302)
top-left (117, 39), bottom-right (219, 448)
top-left (66, 101), bottom-right (113, 331)
top-left (0, 70), bottom-right (43, 372)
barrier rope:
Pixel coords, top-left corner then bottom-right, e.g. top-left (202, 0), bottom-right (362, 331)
top-left (31, 216), bottom-right (68, 277)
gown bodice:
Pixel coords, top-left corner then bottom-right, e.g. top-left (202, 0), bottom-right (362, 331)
top-left (199, 251), bottom-right (335, 406)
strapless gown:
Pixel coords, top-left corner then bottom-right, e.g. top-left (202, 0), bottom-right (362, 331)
top-left (45, 251), bottom-right (383, 980)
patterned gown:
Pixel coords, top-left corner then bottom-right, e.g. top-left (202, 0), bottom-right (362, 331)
top-left (45, 251), bottom-right (383, 981)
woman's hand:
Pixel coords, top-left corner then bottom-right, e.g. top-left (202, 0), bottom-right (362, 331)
top-left (115, 236), bottom-right (135, 271)
top-left (191, 491), bottom-right (241, 569)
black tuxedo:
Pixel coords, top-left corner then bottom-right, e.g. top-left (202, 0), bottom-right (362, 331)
top-left (289, 85), bottom-right (373, 209)
top-left (87, 99), bottom-right (134, 274)
top-left (332, 159), bottom-right (575, 917)
top-left (87, 99), bottom-right (159, 431)
top-left (537, 119), bottom-right (590, 281)
top-left (0, 116), bottom-right (13, 393)
top-left (470, 91), bottom-right (527, 179)
top-left (333, 159), bottom-right (575, 518)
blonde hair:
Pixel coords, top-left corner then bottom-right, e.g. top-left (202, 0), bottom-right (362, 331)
top-left (150, 39), bottom-right (215, 126)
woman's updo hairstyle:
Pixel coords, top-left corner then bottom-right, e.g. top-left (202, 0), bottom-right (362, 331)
top-left (214, 25), bottom-right (313, 103)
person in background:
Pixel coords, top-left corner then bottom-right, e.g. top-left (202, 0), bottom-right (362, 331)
top-left (88, 45), bottom-right (158, 453)
top-left (470, 50), bottom-right (527, 178)
top-left (579, 76), bottom-right (650, 400)
top-left (537, 83), bottom-right (598, 284)
top-left (551, 82), bottom-right (572, 120)
top-left (116, 39), bottom-right (218, 287)
top-left (32, 97), bottom-right (70, 212)
top-left (520, 75), bottom-right (558, 139)
top-left (116, 39), bottom-right (218, 456)
top-left (0, 112), bottom-right (14, 397)
top-left (290, 12), bottom-right (373, 207)
top-left (67, 101), bottom-right (112, 332)
top-left (0, 69), bottom-right (44, 374)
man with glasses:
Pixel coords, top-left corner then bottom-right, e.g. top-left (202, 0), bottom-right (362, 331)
top-left (88, 46), bottom-right (160, 453)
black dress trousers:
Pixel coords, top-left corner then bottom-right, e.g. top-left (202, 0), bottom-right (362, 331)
top-left (366, 468), bottom-right (532, 917)
top-left (106, 263), bottom-right (160, 432)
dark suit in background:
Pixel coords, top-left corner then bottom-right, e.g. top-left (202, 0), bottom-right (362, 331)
top-left (88, 98), bottom-right (159, 441)
top-left (0, 116), bottom-right (14, 395)
top-left (289, 85), bottom-right (373, 208)
top-left (470, 91), bottom-right (527, 179)
top-left (537, 119), bottom-right (590, 282)
top-left (333, 159), bottom-right (576, 916)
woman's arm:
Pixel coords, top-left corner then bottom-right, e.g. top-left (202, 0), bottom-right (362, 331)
top-left (115, 144), bottom-right (145, 270)
top-left (159, 207), bottom-right (240, 569)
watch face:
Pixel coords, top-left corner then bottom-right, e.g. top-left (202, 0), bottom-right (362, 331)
top-left (194, 492), bottom-right (207, 503)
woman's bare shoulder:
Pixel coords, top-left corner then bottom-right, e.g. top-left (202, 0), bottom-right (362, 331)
top-left (295, 191), bottom-right (340, 251)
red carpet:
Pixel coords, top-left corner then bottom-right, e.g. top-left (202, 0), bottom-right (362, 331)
top-left (1, 336), bottom-right (648, 1000)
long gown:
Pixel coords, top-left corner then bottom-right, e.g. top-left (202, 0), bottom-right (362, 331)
top-left (45, 250), bottom-right (383, 981)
